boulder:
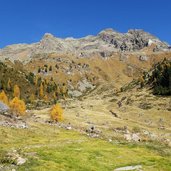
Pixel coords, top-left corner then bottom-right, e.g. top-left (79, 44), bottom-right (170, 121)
top-left (139, 55), bottom-right (148, 61)
top-left (114, 165), bottom-right (142, 171)
top-left (124, 133), bottom-right (141, 142)
top-left (6, 150), bottom-right (27, 166)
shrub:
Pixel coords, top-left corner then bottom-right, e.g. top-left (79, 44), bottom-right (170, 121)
top-left (50, 104), bottom-right (63, 122)
top-left (132, 126), bottom-right (141, 133)
top-left (49, 66), bottom-right (52, 71)
top-left (38, 67), bottom-right (41, 73)
top-left (9, 97), bottom-right (26, 115)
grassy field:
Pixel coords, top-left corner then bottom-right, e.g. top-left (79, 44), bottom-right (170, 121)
top-left (0, 123), bottom-right (171, 171)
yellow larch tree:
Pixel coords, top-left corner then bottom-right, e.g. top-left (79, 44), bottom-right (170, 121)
top-left (0, 90), bottom-right (9, 105)
top-left (50, 103), bottom-right (63, 122)
top-left (13, 84), bottom-right (20, 98)
top-left (9, 97), bottom-right (26, 116)
top-left (7, 78), bottom-right (12, 91)
top-left (9, 97), bottom-right (26, 115)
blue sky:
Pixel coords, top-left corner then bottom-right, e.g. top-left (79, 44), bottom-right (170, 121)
top-left (0, 0), bottom-right (170, 48)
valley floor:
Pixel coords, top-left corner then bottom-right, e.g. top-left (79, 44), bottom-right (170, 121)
top-left (0, 123), bottom-right (171, 171)
top-left (0, 84), bottom-right (171, 171)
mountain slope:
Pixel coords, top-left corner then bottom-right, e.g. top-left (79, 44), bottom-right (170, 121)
top-left (0, 29), bottom-right (169, 63)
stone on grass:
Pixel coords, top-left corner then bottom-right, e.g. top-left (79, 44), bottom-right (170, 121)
top-left (114, 165), bottom-right (142, 171)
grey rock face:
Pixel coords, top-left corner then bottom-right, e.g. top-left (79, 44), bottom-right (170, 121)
top-left (0, 28), bottom-right (169, 63)
top-left (77, 79), bottom-right (95, 92)
top-left (98, 29), bottom-right (168, 51)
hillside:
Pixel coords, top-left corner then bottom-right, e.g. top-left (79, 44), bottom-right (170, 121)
top-left (0, 62), bottom-right (35, 100)
top-left (0, 29), bottom-right (171, 171)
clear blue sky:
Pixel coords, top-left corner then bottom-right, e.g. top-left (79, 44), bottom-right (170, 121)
top-left (0, 0), bottom-right (170, 48)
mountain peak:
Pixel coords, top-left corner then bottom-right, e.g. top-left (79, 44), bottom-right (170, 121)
top-left (98, 28), bottom-right (119, 35)
top-left (42, 33), bottom-right (56, 40)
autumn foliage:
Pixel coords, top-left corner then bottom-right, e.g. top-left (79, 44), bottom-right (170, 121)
top-left (0, 90), bottom-right (8, 105)
top-left (50, 104), bottom-right (63, 122)
top-left (9, 97), bottom-right (26, 115)
top-left (7, 78), bottom-right (12, 91)
top-left (13, 84), bottom-right (20, 98)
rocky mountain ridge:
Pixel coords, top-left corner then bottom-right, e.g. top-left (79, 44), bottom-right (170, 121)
top-left (0, 28), bottom-right (170, 63)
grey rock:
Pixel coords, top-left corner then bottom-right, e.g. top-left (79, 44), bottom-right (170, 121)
top-left (114, 165), bottom-right (142, 171)
top-left (124, 133), bottom-right (141, 142)
top-left (6, 150), bottom-right (27, 166)
top-left (68, 90), bottom-right (82, 97)
top-left (77, 79), bottom-right (95, 92)
top-left (139, 55), bottom-right (148, 61)
top-left (132, 133), bottom-right (141, 142)
top-left (0, 102), bottom-right (9, 113)
top-left (16, 157), bottom-right (27, 166)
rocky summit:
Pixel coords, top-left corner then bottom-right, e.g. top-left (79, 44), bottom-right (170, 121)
top-left (0, 28), bottom-right (169, 63)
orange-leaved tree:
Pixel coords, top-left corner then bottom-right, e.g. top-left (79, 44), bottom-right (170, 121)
top-left (0, 90), bottom-right (8, 105)
top-left (50, 103), bottom-right (63, 122)
top-left (13, 84), bottom-right (20, 98)
top-left (9, 97), bottom-right (26, 116)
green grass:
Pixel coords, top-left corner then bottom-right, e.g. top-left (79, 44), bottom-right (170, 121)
top-left (0, 124), bottom-right (171, 171)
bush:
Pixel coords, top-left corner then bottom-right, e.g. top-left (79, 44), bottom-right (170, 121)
top-left (132, 126), bottom-right (141, 133)
top-left (9, 97), bottom-right (26, 116)
top-left (50, 104), bottom-right (63, 122)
